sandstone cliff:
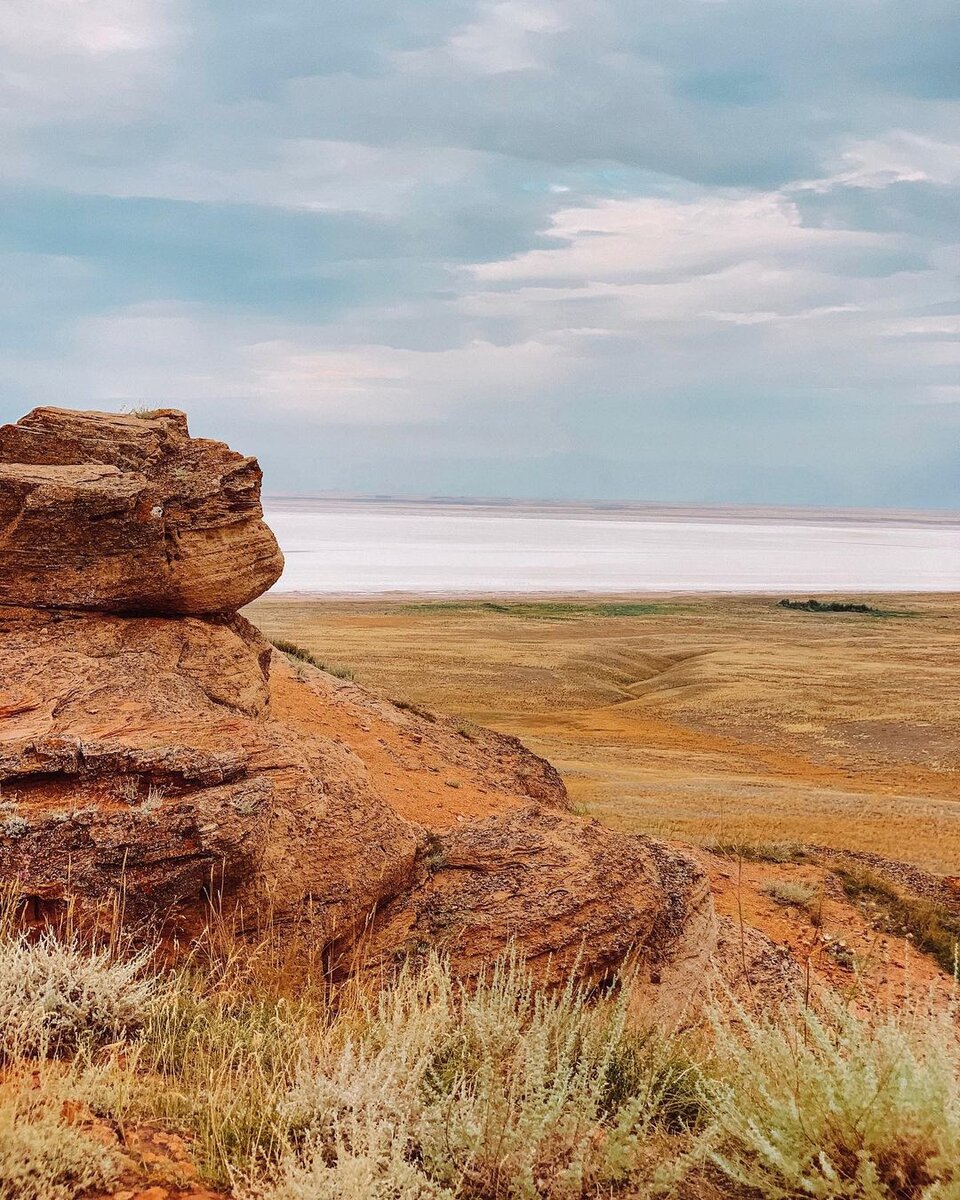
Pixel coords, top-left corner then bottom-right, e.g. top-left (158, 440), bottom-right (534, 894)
top-left (0, 407), bottom-right (714, 1003)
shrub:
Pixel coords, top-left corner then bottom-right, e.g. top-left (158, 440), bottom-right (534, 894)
top-left (0, 932), bottom-right (153, 1059)
top-left (779, 598), bottom-right (876, 614)
top-left (270, 952), bottom-right (697, 1200)
top-left (762, 880), bottom-right (817, 910)
top-left (702, 994), bottom-right (960, 1198)
top-left (0, 1070), bottom-right (118, 1200)
top-left (776, 599), bottom-right (913, 618)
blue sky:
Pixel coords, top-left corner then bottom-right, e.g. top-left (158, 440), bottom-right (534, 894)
top-left (1, 0), bottom-right (958, 506)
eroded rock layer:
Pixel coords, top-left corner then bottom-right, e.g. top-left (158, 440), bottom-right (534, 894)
top-left (0, 408), bottom-right (715, 999)
top-left (0, 407), bottom-right (283, 614)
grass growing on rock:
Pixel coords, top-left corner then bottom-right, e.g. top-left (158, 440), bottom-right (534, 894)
top-left (1, 920), bottom-right (960, 1199)
top-left (270, 638), bottom-right (357, 681)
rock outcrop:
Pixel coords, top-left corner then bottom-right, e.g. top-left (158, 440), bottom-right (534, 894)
top-left (0, 407), bottom-right (283, 613)
top-left (0, 407), bottom-right (715, 1000)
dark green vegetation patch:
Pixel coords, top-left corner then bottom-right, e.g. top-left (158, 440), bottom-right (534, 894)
top-left (777, 598), bottom-right (915, 618)
top-left (269, 638), bottom-right (356, 681)
top-left (402, 600), bottom-right (681, 620)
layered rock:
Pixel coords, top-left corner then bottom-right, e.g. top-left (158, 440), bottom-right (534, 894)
top-left (0, 407), bottom-right (283, 614)
top-left (0, 607), bottom-right (419, 948)
top-left (0, 408), bottom-right (715, 999)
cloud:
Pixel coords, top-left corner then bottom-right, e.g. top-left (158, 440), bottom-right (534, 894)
top-left (801, 132), bottom-right (960, 192)
top-left (0, 0), bottom-right (958, 506)
top-left (471, 193), bottom-right (897, 285)
top-left (0, 0), bottom-right (179, 119)
top-left (435, 1), bottom-right (567, 74)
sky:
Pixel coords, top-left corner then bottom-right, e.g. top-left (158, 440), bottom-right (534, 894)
top-left (1, 1), bottom-right (959, 507)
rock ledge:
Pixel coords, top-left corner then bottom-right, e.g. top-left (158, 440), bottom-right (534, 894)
top-left (0, 407), bottom-right (283, 614)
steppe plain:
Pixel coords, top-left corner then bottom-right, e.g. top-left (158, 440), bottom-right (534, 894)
top-left (248, 593), bottom-right (960, 873)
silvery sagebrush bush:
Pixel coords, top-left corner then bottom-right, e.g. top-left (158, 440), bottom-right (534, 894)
top-left (702, 991), bottom-right (960, 1199)
top-left (0, 930), bottom-right (154, 1058)
top-left (266, 951), bottom-right (693, 1200)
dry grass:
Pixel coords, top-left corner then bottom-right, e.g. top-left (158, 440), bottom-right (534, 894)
top-left (761, 880), bottom-right (818, 911)
top-left (833, 865), bottom-right (960, 976)
top-left (0, 915), bottom-right (958, 1199)
top-left (246, 594), bottom-right (960, 870)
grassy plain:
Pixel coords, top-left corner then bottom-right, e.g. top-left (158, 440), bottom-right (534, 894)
top-left (248, 593), bottom-right (960, 873)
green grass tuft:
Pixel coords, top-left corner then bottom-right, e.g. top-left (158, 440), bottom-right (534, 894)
top-left (833, 864), bottom-right (960, 975)
top-left (705, 839), bottom-right (810, 864)
top-left (270, 639), bottom-right (356, 681)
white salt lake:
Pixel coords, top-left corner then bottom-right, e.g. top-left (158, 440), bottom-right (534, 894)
top-left (264, 501), bottom-right (960, 595)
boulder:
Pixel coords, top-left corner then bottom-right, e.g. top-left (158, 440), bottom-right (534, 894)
top-left (0, 607), bottom-right (421, 947)
top-left (0, 407), bottom-right (283, 614)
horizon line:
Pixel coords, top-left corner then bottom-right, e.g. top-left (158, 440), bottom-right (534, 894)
top-left (261, 493), bottom-right (960, 526)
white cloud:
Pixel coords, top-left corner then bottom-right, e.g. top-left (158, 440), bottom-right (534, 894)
top-left (1, 302), bottom-right (569, 426)
top-left (463, 191), bottom-right (913, 334)
top-left (453, 185), bottom-right (960, 419)
top-left (0, 0), bottom-right (165, 54)
top-left (471, 193), bottom-right (892, 286)
top-left (800, 132), bottom-right (960, 192)
top-left (0, 0), bottom-right (181, 123)
top-left (448, 1), bottom-right (566, 73)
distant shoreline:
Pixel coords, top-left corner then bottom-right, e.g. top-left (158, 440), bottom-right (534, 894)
top-left (259, 588), bottom-right (960, 602)
top-left (264, 494), bottom-right (960, 529)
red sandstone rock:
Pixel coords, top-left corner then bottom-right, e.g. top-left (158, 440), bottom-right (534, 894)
top-left (0, 407), bottom-right (714, 999)
top-left (0, 407), bottom-right (283, 614)
top-left (0, 607), bottom-right (713, 990)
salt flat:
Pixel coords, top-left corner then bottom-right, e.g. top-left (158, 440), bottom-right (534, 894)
top-left (264, 500), bottom-right (960, 594)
